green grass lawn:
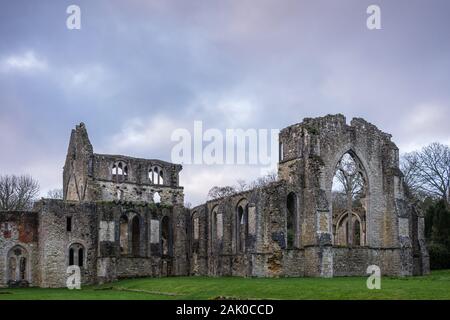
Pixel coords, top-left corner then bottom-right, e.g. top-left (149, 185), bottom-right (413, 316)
top-left (1, 270), bottom-right (450, 300)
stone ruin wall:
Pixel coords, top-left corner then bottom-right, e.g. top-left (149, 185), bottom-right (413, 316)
top-left (0, 211), bottom-right (39, 287)
top-left (0, 115), bottom-right (430, 288)
top-left (190, 114), bottom-right (429, 278)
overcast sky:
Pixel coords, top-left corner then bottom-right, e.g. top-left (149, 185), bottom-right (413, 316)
top-left (1, 0), bottom-right (449, 205)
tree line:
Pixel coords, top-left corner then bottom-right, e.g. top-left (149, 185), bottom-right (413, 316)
top-left (0, 174), bottom-right (62, 211)
top-left (401, 142), bottom-right (449, 269)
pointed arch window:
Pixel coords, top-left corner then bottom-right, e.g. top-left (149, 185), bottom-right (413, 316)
top-left (286, 192), bottom-right (298, 249)
top-left (236, 199), bottom-right (249, 253)
top-left (331, 152), bottom-right (368, 247)
top-left (112, 161), bottom-right (128, 182)
top-left (211, 206), bottom-right (223, 242)
top-left (68, 243), bottom-right (85, 267)
top-left (119, 215), bottom-right (129, 255)
top-left (149, 165), bottom-right (165, 185)
top-left (131, 215), bottom-right (141, 257)
top-left (161, 216), bottom-right (172, 256)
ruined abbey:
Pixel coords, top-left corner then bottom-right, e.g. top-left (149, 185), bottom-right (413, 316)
top-left (0, 114), bottom-right (430, 288)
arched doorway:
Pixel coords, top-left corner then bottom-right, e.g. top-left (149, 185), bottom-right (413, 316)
top-left (7, 246), bottom-right (29, 284)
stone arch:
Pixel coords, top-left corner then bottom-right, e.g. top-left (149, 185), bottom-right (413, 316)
top-left (334, 211), bottom-right (365, 246)
top-left (119, 215), bottom-right (129, 255)
top-left (330, 149), bottom-right (369, 247)
top-left (235, 198), bottom-right (249, 253)
top-left (131, 214), bottom-right (141, 257)
top-left (149, 165), bottom-right (165, 185)
top-left (7, 245), bottom-right (29, 284)
top-left (191, 211), bottom-right (200, 254)
top-left (67, 242), bottom-right (86, 267)
top-left (161, 215), bottom-right (172, 256)
top-left (326, 148), bottom-right (370, 193)
top-left (211, 205), bottom-right (223, 242)
top-left (286, 192), bottom-right (298, 249)
top-left (191, 211), bottom-right (200, 241)
top-left (112, 160), bottom-right (129, 182)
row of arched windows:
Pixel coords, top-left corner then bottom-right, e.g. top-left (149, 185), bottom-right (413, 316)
top-left (192, 199), bottom-right (251, 255)
top-left (149, 166), bottom-right (164, 185)
top-left (111, 161), bottom-right (165, 185)
top-left (119, 214), bottom-right (172, 257)
top-left (112, 161), bottom-right (128, 183)
top-left (196, 196), bottom-right (299, 254)
top-left (193, 150), bottom-right (369, 254)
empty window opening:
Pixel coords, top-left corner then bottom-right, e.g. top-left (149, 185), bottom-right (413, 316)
top-left (68, 243), bottom-right (85, 267)
top-left (153, 191), bottom-right (161, 204)
top-left (332, 152), bottom-right (367, 247)
top-left (69, 248), bottom-right (74, 265)
top-left (161, 216), bottom-right (172, 256)
top-left (112, 161), bottom-right (129, 182)
top-left (193, 217), bottom-right (200, 240)
top-left (19, 257), bottom-right (26, 280)
top-left (236, 202), bottom-right (248, 253)
top-left (335, 212), bottom-right (363, 247)
top-left (279, 142), bottom-right (284, 161)
top-left (119, 216), bottom-right (129, 255)
top-left (149, 166), bottom-right (165, 185)
top-left (78, 248), bottom-right (84, 267)
top-left (131, 215), bottom-right (141, 257)
top-left (211, 206), bottom-right (223, 242)
top-left (8, 257), bottom-right (16, 281)
top-left (66, 216), bottom-right (72, 232)
top-left (286, 192), bottom-right (297, 249)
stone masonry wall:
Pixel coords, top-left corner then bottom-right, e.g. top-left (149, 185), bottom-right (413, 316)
top-left (190, 114), bottom-right (429, 278)
top-left (34, 200), bottom-right (98, 288)
top-left (0, 211), bottom-right (39, 287)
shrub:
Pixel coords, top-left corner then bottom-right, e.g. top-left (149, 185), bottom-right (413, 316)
top-left (428, 242), bottom-right (450, 269)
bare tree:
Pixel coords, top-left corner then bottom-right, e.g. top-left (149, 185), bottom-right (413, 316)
top-left (207, 186), bottom-right (237, 200)
top-left (332, 153), bottom-right (366, 246)
top-left (334, 153), bottom-right (364, 199)
top-left (236, 179), bottom-right (248, 192)
top-left (0, 175), bottom-right (40, 211)
top-left (401, 143), bottom-right (450, 203)
top-left (248, 171), bottom-right (278, 189)
top-left (207, 172), bottom-right (278, 201)
top-left (47, 188), bottom-right (63, 200)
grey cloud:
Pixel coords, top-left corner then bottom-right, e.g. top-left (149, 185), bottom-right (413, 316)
top-left (1, 0), bottom-right (449, 205)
